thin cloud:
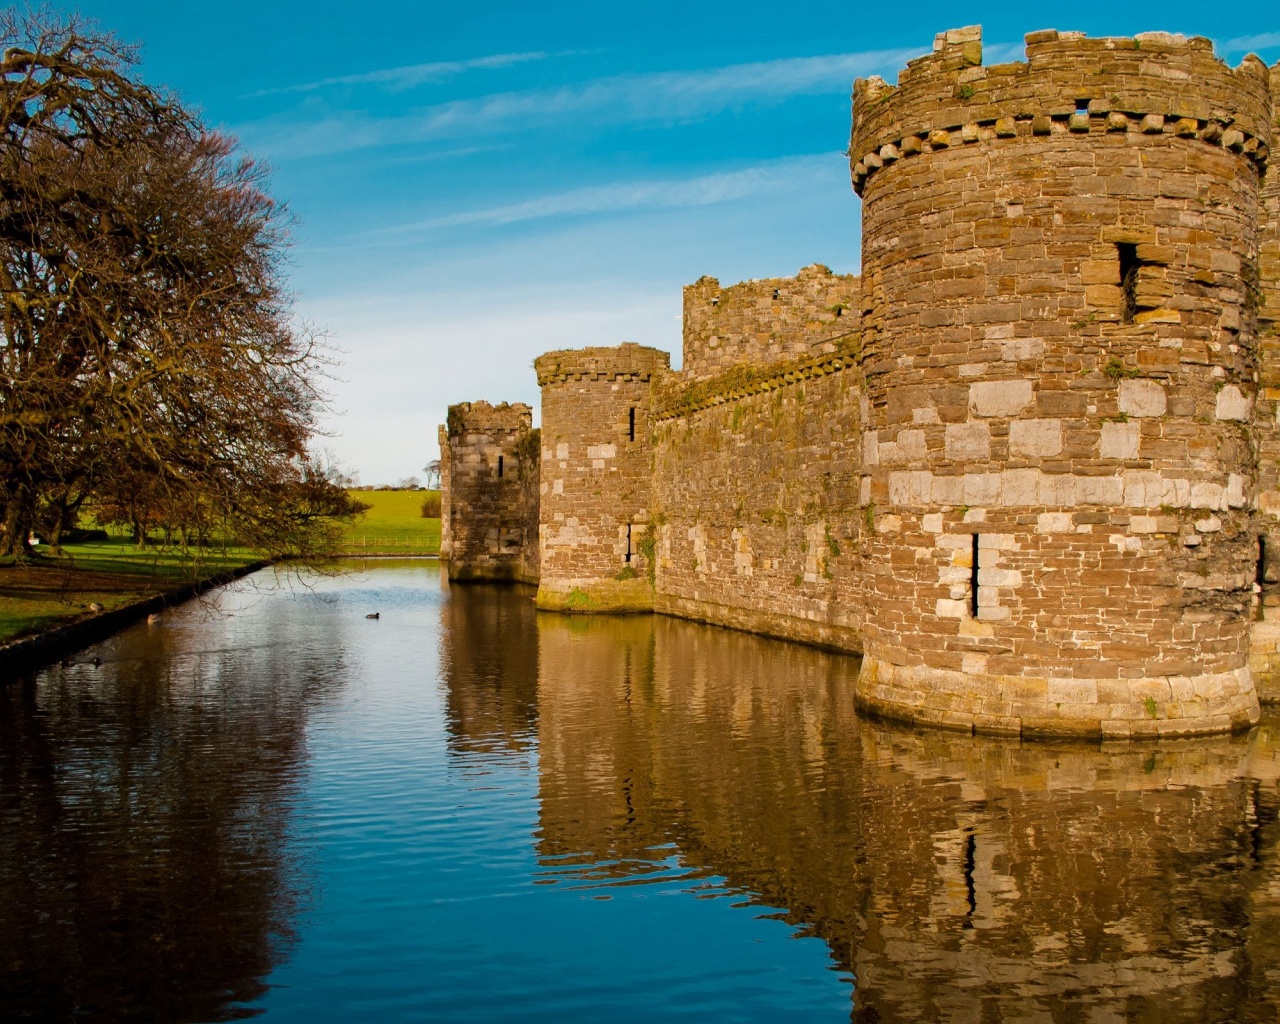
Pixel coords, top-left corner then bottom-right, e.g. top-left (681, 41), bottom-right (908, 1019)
top-left (374, 155), bottom-right (840, 235)
top-left (244, 46), bottom-right (922, 160)
top-left (248, 50), bottom-right (554, 98)
top-left (1217, 31), bottom-right (1280, 54)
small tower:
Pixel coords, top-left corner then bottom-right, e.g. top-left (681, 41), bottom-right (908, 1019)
top-left (439, 401), bottom-right (539, 583)
top-left (851, 27), bottom-right (1271, 736)
top-left (534, 343), bottom-right (670, 611)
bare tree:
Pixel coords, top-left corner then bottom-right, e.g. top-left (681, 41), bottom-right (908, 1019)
top-left (0, 11), bottom-right (363, 559)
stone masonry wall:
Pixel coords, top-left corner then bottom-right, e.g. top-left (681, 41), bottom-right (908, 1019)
top-left (534, 343), bottom-right (669, 612)
top-left (1250, 65), bottom-right (1280, 699)
top-left (682, 265), bottom-right (860, 381)
top-left (850, 28), bottom-right (1269, 737)
top-left (650, 336), bottom-right (865, 651)
top-left (439, 401), bottom-right (539, 583)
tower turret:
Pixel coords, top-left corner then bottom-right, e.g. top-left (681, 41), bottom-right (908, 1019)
top-left (439, 401), bottom-right (539, 583)
top-left (851, 27), bottom-right (1271, 736)
top-left (534, 343), bottom-right (670, 612)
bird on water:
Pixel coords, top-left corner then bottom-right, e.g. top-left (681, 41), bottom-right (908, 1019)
top-left (366, 612), bottom-right (380, 619)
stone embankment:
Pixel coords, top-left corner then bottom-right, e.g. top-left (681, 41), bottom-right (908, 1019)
top-left (0, 559), bottom-right (271, 679)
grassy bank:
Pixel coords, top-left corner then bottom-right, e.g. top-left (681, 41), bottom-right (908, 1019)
top-left (341, 490), bottom-right (441, 555)
top-left (0, 534), bottom-right (257, 645)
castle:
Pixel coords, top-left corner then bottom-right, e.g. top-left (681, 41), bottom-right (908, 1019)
top-left (439, 26), bottom-right (1280, 740)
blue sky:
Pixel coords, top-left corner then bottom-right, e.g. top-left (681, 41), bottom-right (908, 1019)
top-left (72, 2), bottom-right (1280, 484)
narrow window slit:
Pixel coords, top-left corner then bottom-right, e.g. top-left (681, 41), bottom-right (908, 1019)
top-left (1118, 242), bottom-right (1139, 323)
top-left (970, 534), bottom-right (980, 618)
top-left (625, 524), bottom-right (632, 563)
top-left (497, 455), bottom-right (504, 478)
top-left (628, 407), bottom-right (636, 441)
top-left (1258, 536), bottom-right (1268, 587)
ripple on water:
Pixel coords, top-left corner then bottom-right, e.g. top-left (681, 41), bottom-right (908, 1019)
top-left (4, 562), bottom-right (1280, 1021)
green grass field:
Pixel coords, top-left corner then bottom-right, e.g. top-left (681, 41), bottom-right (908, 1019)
top-left (341, 490), bottom-right (441, 555)
top-left (0, 533), bottom-right (258, 644)
top-left (0, 492), bottom-right (439, 645)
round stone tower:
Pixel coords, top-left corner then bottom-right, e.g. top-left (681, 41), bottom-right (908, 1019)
top-left (534, 343), bottom-right (670, 613)
top-left (850, 26), bottom-right (1272, 737)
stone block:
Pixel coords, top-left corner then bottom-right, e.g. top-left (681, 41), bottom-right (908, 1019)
top-left (963, 473), bottom-right (1001, 506)
top-left (1000, 469), bottom-right (1039, 506)
top-left (1100, 421), bottom-right (1141, 459)
top-left (1118, 380), bottom-right (1167, 418)
top-left (945, 421), bottom-right (991, 460)
top-left (1009, 418), bottom-right (1063, 457)
top-left (969, 379), bottom-right (1033, 417)
top-left (1037, 512), bottom-right (1072, 533)
top-left (1214, 384), bottom-right (1251, 421)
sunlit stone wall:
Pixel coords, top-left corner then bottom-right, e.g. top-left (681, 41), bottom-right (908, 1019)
top-left (439, 401), bottom-right (539, 583)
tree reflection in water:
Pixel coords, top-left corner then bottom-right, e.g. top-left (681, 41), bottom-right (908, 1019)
top-left (494, 607), bottom-right (1280, 1023)
top-left (0, 590), bottom-right (342, 1022)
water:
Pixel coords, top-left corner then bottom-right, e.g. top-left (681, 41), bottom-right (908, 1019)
top-left (3, 561), bottom-right (1280, 1022)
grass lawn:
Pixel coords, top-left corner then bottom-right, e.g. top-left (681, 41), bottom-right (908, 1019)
top-left (0, 534), bottom-right (258, 645)
top-left (341, 490), bottom-right (441, 556)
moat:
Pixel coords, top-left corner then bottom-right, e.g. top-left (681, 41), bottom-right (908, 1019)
top-left (4, 560), bottom-right (1280, 1022)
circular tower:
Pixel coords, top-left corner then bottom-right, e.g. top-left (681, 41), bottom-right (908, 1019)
top-left (850, 26), bottom-right (1273, 737)
top-left (534, 343), bottom-right (670, 612)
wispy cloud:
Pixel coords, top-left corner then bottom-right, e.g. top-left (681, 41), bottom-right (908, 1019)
top-left (373, 154), bottom-right (840, 236)
top-left (248, 50), bottom-right (555, 98)
top-left (1217, 31), bottom-right (1280, 54)
top-left (244, 47), bottom-right (921, 160)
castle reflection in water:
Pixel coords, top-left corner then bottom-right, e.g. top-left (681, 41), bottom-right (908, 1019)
top-left (441, 581), bottom-right (1280, 1022)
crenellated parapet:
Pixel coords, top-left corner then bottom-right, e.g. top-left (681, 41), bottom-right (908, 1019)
top-left (851, 27), bottom-right (1272, 197)
top-left (681, 264), bottom-right (860, 381)
top-left (534, 342), bottom-right (669, 386)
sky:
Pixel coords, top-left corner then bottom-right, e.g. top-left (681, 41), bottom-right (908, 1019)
top-left (68, 1), bottom-right (1280, 485)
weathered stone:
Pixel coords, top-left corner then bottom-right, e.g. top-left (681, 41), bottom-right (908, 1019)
top-left (945, 421), bottom-right (991, 460)
top-left (1215, 384), bottom-right (1251, 421)
top-left (969, 379), bottom-right (1033, 417)
top-left (1008, 419), bottom-right (1062, 457)
top-left (1100, 421), bottom-right (1141, 459)
top-left (1117, 380), bottom-right (1167, 418)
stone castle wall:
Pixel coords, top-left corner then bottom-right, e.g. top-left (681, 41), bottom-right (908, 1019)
top-left (439, 401), bottom-right (539, 582)
top-left (1247, 65), bottom-right (1280, 699)
top-left (850, 26), bottom-right (1268, 736)
top-left (649, 335), bottom-right (865, 651)
top-left (440, 25), bottom-right (1279, 739)
top-left (533, 343), bottom-right (669, 612)
top-left (682, 265), bottom-right (860, 381)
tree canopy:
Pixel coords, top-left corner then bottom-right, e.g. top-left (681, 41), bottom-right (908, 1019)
top-left (0, 10), bottom-right (364, 559)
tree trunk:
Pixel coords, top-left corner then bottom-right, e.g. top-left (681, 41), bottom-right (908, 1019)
top-left (1, 491), bottom-right (34, 560)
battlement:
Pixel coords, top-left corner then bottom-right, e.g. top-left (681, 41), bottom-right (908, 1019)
top-left (534, 343), bottom-right (670, 386)
top-left (445, 400), bottom-right (532, 437)
top-left (851, 26), bottom-right (1272, 196)
top-left (682, 264), bottom-right (860, 381)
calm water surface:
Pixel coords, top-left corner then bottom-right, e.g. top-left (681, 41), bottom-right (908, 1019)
top-left (3, 560), bottom-right (1280, 1022)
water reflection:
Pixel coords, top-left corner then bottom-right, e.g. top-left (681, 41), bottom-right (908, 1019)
top-left (0, 581), bottom-right (343, 1022)
top-left (6, 568), bottom-right (1280, 1021)
top-left (438, 580), bottom-right (539, 758)
top-left (521, 609), bottom-right (1280, 1022)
